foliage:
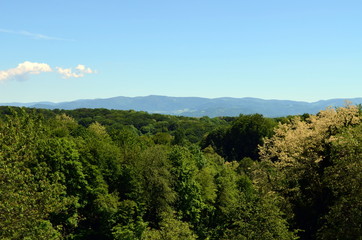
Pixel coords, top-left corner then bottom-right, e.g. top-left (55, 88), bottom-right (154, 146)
top-left (0, 109), bottom-right (67, 239)
top-left (258, 105), bottom-right (361, 239)
top-left (317, 124), bottom-right (362, 240)
top-left (202, 114), bottom-right (276, 161)
top-left (0, 105), bottom-right (358, 239)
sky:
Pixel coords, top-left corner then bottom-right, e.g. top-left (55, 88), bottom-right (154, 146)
top-left (0, 0), bottom-right (361, 103)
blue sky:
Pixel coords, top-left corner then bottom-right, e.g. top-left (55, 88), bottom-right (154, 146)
top-left (0, 0), bottom-right (361, 103)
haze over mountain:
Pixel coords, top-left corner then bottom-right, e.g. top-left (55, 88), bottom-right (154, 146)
top-left (1, 95), bottom-right (361, 117)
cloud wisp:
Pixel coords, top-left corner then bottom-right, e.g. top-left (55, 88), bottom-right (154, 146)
top-left (0, 61), bottom-right (95, 82)
top-left (0, 29), bottom-right (74, 41)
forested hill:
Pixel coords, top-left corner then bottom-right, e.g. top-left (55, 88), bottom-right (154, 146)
top-left (2, 95), bottom-right (362, 117)
top-left (0, 105), bottom-right (361, 239)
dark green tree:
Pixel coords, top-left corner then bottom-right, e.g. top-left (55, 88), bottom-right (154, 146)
top-left (202, 114), bottom-right (276, 161)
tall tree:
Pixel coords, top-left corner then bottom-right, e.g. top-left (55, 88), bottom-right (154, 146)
top-left (0, 109), bottom-right (67, 239)
top-left (258, 105), bottom-right (361, 239)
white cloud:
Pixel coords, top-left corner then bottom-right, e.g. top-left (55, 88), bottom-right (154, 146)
top-left (0, 62), bottom-right (95, 82)
top-left (56, 67), bottom-right (84, 78)
top-left (0, 61), bottom-right (52, 82)
top-left (76, 64), bottom-right (94, 74)
top-left (57, 64), bottom-right (95, 79)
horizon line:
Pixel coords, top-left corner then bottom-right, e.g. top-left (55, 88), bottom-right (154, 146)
top-left (1, 95), bottom-right (361, 104)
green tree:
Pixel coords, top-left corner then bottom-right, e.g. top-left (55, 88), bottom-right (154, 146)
top-left (142, 213), bottom-right (197, 240)
top-left (214, 161), bottom-right (297, 240)
top-left (111, 200), bottom-right (147, 240)
top-left (202, 114), bottom-right (275, 161)
top-left (139, 145), bottom-right (176, 224)
top-left (169, 146), bottom-right (205, 229)
top-left (317, 124), bottom-right (362, 240)
top-left (0, 108), bottom-right (67, 239)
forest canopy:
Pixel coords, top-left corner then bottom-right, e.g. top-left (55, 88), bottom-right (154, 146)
top-left (0, 105), bottom-right (360, 239)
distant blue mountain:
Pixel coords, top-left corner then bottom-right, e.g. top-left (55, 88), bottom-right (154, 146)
top-left (1, 95), bottom-right (361, 117)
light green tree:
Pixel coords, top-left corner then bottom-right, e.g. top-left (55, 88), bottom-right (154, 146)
top-left (0, 109), bottom-right (67, 239)
top-left (258, 105), bottom-right (361, 239)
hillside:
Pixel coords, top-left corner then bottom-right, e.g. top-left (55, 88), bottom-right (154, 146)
top-left (1, 95), bottom-right (362, 117)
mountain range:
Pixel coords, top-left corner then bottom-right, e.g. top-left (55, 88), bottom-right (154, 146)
top-left (1, 95), bottom-right (361, 118)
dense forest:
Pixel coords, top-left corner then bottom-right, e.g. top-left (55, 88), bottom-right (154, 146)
top-left (0, 105), bottom-right (361, 239)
